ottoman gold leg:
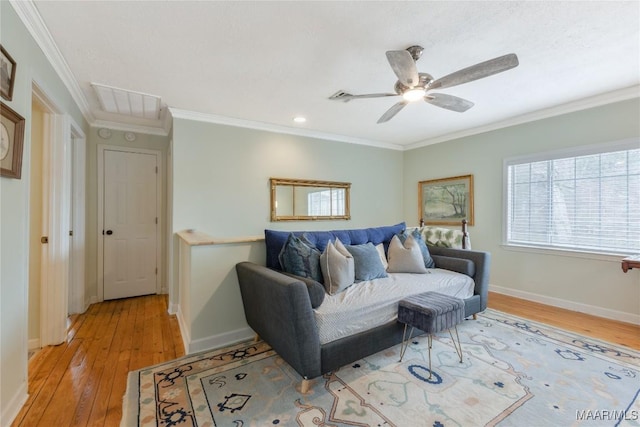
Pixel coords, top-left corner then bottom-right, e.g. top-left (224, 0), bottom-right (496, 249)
top-left (428, 334), bottom-right (433, 379)
top-left (399, 324), bottom-right (414, 362)
top-left (448, 326), bottom-right (463, 363)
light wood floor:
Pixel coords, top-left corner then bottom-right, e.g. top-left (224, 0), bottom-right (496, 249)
top-left (488, 291), bottom-right (640, 350)
top-left (12, 292), bottom-right (639, 426)
top-left (12, 294), bottom-right (184, 427)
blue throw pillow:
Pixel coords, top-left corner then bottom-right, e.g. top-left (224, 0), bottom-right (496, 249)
top-left (345, 242), bottom-right (388, 281)
top-left (278, 233), bottom-right (323, 282)
top-left (398, 230), bottom-right (435, 268)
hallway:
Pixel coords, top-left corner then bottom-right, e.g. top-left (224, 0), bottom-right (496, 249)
top-left (12, 295), bottom-right (183, 426)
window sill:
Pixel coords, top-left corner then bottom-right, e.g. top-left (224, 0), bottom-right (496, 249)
top-left (500, 243), bottom-right (631, 263)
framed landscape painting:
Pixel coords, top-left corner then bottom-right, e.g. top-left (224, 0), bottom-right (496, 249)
top-left (419, 174), bottom-right (474, 226)
top-left (0, 45), bottom-right (16, 101)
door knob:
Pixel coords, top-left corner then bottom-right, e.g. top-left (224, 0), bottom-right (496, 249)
top-left (106, 230), bottom-right (113, 235)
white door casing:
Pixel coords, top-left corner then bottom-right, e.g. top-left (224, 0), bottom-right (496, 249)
top-left (98, 146), bottom-right (161, 300)
top-left (39, 113), bottom-right (70, 346)
top-left (32, 81), bottom-right (86, 346)
top-left (68, 127), bottom-right (86, 314)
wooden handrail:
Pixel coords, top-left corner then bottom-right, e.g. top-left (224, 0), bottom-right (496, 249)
top-left (177, 229), bottom-right (264, 246)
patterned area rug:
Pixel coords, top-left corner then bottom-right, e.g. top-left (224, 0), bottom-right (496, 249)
top-left (121, 310), bottom-right (640, 426)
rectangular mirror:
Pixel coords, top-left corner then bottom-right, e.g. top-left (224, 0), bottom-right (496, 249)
top-left (270, 178), bottom-right (351, 221)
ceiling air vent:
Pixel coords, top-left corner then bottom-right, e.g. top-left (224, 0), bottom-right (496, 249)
top-left (92, 83), bottom-right (161, 120)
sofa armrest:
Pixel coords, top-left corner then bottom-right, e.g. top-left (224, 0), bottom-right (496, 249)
top-left (280, 272), bottom-right (325, 308)
top-left (235, 262), bottom-right (321, 379)
top-left (428, 247), bottom-right (491, 312)
top-left (432, 255), bottom-right (475, 277)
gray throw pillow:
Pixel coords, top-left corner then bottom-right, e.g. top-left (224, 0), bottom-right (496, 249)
top-left (320, 238), bottom-right (355, 295)
top-left (399, 229), bottom-right (435, 268)
top-left (345, 242), bottom-right (388, 281)
top-left (278, 233), bottom-right (323, 282)
top-left (387, 235), bottom-right (428, 273)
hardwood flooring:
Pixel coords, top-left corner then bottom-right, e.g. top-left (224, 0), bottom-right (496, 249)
top-left (12, 294), bottom-right (184, 427)
top-left (488, 291), bottom-right (640, 350)
top-left (12, 292), bottom-right (639, 426)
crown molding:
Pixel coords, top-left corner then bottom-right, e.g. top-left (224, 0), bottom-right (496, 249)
top-left (169, 108), bottom-right (404, 151)
top-left (91, 119), bottom-right (169, 137)
top-left (10, 0), bottom-right (94, 123)
top-left (405, 85), bottom-right (640, 151)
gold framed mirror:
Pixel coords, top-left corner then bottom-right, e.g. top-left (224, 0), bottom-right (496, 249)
top-left (270, 178), bottom-right (351, 221)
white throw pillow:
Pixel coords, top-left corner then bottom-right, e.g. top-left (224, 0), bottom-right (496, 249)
top-left (375, 243), bottom-right (388, 270)
top-left (320, 238), bottom-right (355, 294)
top-left (387, 235), bottom-right (428, 273)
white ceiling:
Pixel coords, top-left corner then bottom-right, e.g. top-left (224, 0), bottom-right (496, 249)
top-left (19, 1), bottom-right (640, 149)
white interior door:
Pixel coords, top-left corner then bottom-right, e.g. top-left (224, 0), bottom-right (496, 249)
top-left (103, 149), bottom-right (158, 300)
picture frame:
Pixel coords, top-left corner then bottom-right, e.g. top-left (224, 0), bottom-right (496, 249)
top-left (1, 101), bottom-right (25, 179)
top-left (0, 45), bottom-right (17, 101)
top-left (419, 174), bottom-right (474, 226)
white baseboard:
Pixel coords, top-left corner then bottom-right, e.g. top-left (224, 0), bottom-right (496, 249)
top-left (175, 306), bottom-right (190, 356)
top-left (167, 302), bottom-right (179, 315)
top-left (187, 327), bottom-right (255, 354)
top-left (489, 284), bottom-right (640, 325)
top-left (28, 338), bottom-right (40, 350)
top-left (1, 381), bottom-right (28, 427)
top-left (85, 295), bottom-right (99, 310)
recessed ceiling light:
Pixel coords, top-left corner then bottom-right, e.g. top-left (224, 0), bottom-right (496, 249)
top-left (293, 116), bottom-right (307, 123)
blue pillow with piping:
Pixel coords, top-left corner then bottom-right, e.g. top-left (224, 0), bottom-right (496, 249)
top-left (345, 242), bottom-right (388, 281)
top-left (278, 233), bottom-right (323, 282)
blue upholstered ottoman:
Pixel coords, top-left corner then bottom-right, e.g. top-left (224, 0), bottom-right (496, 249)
top-left (397, 292), bottom-right (465, 377)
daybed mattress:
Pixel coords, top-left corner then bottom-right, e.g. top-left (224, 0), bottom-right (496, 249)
top-left (314, 269), bottom-right (474, 345)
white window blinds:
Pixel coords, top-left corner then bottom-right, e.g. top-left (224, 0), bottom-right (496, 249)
top-left (505, 141), bottom-right (640, 254)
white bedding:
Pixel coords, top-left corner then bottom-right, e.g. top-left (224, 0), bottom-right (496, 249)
top-left (314, 269), bottom-right (474, 345)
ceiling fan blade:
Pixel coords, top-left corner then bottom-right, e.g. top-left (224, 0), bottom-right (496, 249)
top-left (425, 93), bottom-right (475, 112)
top-left (386, 50), bottom-right (420, 87)
top-left (429, 53), bottom-right (519, 90)
top-left (329, 91), bottom-right (399, 102)
top-left (345, 93), bottom-right (399, 99)
top-left (377, 101), bottom-right (407, 123)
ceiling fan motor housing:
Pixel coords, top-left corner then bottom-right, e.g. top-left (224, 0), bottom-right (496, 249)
top-left (394, 73), bottom-right (434, 95)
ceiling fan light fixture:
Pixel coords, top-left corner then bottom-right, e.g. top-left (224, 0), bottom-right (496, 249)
top-left (402, 88), bottom-right (426, 102)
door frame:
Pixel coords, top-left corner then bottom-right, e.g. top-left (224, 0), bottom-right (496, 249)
top-left (32, 82), bottom-right (86, 346)
top-left (69, 123), bottom-right (87, 314)
top-left (97, 145), bottom-right (163, 301)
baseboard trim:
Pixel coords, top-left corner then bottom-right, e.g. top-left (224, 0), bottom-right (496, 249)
top-left (175, 306), bottom-right (190, 356)
top-left (28, 338), bottom-right (40, 350)
top-left (85, 295), bottom-right (98, 311)
top-left (489, 284), bottom-right (640, 325)
top-left (167, 302), bottom-right (179, 315)
top-left (1, 381), bottom-right (28, 426)
top-left (187, 327), bottom-right (255, 354)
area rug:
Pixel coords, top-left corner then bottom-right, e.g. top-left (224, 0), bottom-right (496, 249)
top-left (121, 309), bottom-right (640, 426)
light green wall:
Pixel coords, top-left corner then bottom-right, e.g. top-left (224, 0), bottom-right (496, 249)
top-left (172, 120), bottom-right (404, 235)
top-left (171, 118), bottom-right (404, 342)
top-left (0, 3), bottom-right (88, 423)
top-left (403, 98), bottom-right (640, 319)
top-left (85, 129), bottom-right (170, 302)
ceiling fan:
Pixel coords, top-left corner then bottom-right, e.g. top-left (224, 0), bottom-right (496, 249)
top-left (329, 45), bottom-right (519, 123)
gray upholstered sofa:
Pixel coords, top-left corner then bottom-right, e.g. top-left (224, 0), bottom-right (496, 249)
top-left (235, 222), bottom-right (490, 391)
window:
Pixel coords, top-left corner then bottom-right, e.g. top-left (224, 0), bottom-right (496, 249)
top-left (504, 140), bottom-right (639, 254)
top-left (308, 189), bottom-right (345, 216)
